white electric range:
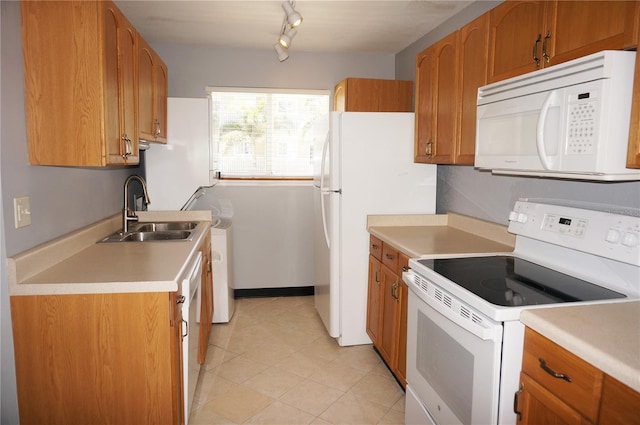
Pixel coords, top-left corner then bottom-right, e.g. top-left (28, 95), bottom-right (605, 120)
top-left (403, 199), bottom-right (640, 425)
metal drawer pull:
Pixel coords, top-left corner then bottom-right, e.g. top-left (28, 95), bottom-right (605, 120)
top-left (371, 244), bottom-right (379, 250)
top-left (401, 266), bottom-right (409, 272)
top-left (542, 31), bottom-right (551, 63)
top-left (539, 358), bottom-right (572, 382)
top-left (176, 295), bottom-right (186, 304)
top-left (533, 33), bottom-right (542, 67)
top-left (385, 253), bottom-right (394, 260)
top-left (513, 383), bottom-right (523, 420)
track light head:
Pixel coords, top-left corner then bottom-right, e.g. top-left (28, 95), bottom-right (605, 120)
top-left (278, 27), bottom-right (297, 48)
top-left (282, 1), bottom-right (303, 28)
top-left (273, 43), bottom-right (289, 62)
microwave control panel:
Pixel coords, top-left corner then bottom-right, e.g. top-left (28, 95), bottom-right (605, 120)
top-left (566, 87), bottom-right (600, 156)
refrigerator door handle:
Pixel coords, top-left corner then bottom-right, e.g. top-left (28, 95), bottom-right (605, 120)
top-left (319, 133), bottom-right (330, 192)
top-left (320, 190), bottom-right (331, 249)
top-left (319, 132), bottom-right (333, 249)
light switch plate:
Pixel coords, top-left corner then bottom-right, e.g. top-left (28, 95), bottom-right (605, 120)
top-left (14, 196), bottom-right (31, 228)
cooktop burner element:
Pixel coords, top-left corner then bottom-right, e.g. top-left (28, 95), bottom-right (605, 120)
top-left (417, 256), bottom-right (625, 307)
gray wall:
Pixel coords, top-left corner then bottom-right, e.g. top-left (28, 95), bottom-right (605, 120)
top-left (154, 43), bottom-right (396, 98)
top-left (195, 182), bottom-right (315, 290)
top-left (394, 1), bottom-right (640, 224)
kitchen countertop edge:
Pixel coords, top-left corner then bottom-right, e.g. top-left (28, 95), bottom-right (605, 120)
top-left (8, 210), bottom-right (213, 296)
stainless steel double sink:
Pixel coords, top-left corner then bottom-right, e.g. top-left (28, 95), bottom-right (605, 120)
top-left (99, 221), bottom-right (201, 243)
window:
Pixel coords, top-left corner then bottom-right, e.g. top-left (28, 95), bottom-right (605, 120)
top-left (208, 88), bottom-right (329, 179)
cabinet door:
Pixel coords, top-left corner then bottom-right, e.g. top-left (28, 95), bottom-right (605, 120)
top-left (11, 293), bottom-right (181, 424)
top-left (456, 14), bottom-right (489, 165)
top-left (516, 373), bottom-right (584, 425)
top-left (138, 36), bottom-right (156, 141)
top-left (628, 48), bottom-right (640, 168)
top-left (199, 233), bottom-right (213, 364)
top-left (333, 78), bottom-right (413, 112)
top-left (366, 255), bottom-right (382, 345)
top-left (154, 58), bottom-right (168, 142)
top-left (414, 48), bottom-right (434, 163)
top-left (488, 1), bottom-right (547, 83)
top-left (546, 1), bottom-right (640, 67)
top-left (378, 264), bottom-right (400, 367)
top-left (414, 32), bottom-right (458, 164)
top-left (430, 32), bottom-right (459, 164)
top-left (170, 292), bottom-right (186, 425)
top-left (334, 79), bottom-right (347, 112)
top-left (103, 2), bottom-right (138, 165)
top-left (119, 15), bottom-right (139, 164)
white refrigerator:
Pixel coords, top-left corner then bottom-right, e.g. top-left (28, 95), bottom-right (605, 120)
top-left (313, 112), bottom-right (437, 346)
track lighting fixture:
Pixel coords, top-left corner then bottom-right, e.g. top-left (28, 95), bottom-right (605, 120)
top-left (282, 1), bottom-right (303, 28)
top-left (274, 1), bottom-right (303, 62)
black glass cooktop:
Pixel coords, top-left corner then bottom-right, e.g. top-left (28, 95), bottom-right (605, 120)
top-left (417, 256), bottom-right (626, 307)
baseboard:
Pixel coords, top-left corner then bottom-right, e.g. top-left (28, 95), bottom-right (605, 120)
top-left (234, 286), bottom-right (314, 299)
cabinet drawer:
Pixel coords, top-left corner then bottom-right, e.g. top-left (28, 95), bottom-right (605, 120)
top-left (369, 235), bottom-right (383, 261)
top-left (399, 252), bottom-right (410, 275)
top-left (522, 328), bottom-right (603, 423)
top-left (599, 374), bottom-right (640, 425)
top-left (381, 244), bottom-right (399, 272)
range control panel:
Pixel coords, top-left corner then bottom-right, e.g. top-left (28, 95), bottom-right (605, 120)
top-left (508, 200), bottom-right (640, 266)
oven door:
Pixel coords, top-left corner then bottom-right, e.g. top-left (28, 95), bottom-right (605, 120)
top-left (405, 275), bottom-right (503, 425)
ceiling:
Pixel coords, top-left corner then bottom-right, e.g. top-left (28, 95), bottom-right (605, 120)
top-left (115, 1), bottom-right (474, 55)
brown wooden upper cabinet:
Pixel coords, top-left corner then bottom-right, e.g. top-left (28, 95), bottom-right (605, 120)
top-left (415, 14), bottom-right (489, 164)
top-left (333, 78), bottom-right (413, 112)
top-left (488, 0), bottom-right (640, 83)
top-left (138, 35), bottom-right (168, 144)
top-left (21, 1), bottom-right (139, 166)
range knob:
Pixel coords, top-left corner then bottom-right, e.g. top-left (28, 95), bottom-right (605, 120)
top-left (605, 229), bottom-right (621, 243)
top-left (517, 213), bottom-right (528, 223)
top-left (508, 211), bottom-right (518, 222)
top-left (622, 232), bottom-right (639, 247)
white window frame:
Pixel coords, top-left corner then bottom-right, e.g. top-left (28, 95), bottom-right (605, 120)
top-left (206, 87), bottom-right (330, 180)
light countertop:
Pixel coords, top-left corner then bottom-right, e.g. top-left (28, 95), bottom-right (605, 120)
top-left (521, 301), bottom-right (640, 392)
top-left (367, 212), bottom-right (515, 257)
top-left (8, 210), bottom-right (212, 296)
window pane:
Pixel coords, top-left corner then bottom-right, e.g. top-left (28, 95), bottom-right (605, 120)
top-left (210, 89), bottom-right (329, 178)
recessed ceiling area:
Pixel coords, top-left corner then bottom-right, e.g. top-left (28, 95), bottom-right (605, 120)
top-left (115, 1), bottom-right (475, 54)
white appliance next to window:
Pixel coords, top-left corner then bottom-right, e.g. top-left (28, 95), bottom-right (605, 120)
top-left (313, 112), bottom-right (437, 346)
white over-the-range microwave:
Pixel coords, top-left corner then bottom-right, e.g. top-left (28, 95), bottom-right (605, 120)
top-left (475, 50), bottom-right (639, 181)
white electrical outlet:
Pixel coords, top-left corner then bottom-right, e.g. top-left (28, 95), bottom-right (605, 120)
top-left (14, 196), bottom-right (32, 228)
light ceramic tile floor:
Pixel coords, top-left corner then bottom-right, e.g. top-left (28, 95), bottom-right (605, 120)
top-left (189, 296), bottom-right (405, 425)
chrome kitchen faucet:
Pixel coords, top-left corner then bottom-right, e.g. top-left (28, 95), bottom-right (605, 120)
top-left (123, 175), bottom-right (151, 233)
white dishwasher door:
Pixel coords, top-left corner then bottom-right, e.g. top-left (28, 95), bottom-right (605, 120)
top-left (182, 252), bottom-right (202, 425)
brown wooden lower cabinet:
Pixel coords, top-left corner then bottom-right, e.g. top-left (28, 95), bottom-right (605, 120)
top-left (199, 232), bottom-right (214, 364)
top-left (516, 327), bottom-right (640, 425)
top-left (366, 234), bottom-right (409, 387)
top-left (10, 291), bottom-right (184, 425)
